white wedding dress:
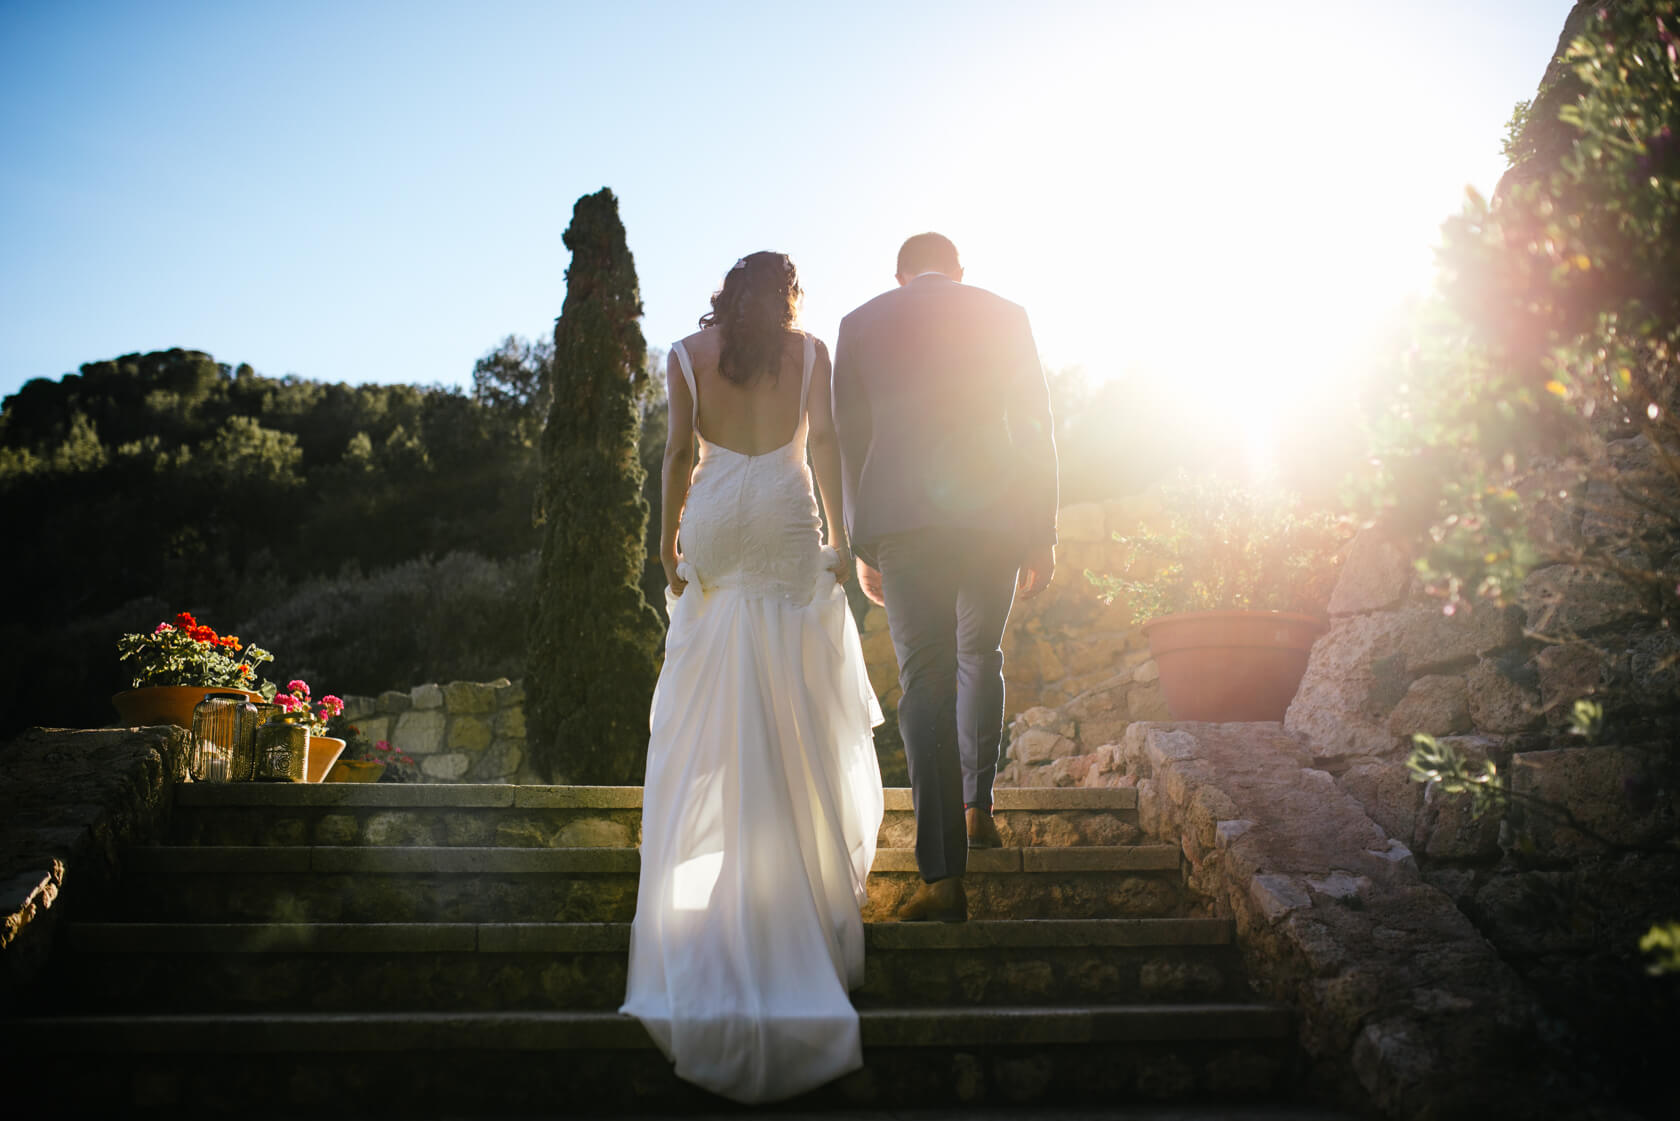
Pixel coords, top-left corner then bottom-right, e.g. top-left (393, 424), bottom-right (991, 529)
top-left (620, 332), bottom-right (885, 1104)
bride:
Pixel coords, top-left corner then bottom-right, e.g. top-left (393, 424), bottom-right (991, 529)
top-left (620, 251), bottom-right (886, 1104)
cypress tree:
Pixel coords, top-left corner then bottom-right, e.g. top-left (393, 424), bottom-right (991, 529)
top-left (526, 188), bottom-right (662, 783)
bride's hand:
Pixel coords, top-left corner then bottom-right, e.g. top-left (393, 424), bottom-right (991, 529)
top-left (826, 542), bottom-right (852, 584)
top-left (663, 553), bottom-right (688, 597)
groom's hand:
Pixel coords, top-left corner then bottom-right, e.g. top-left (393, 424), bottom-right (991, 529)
top-left (857, 558), bottom-right (886, 607)
top-left (1018, 544), bottom-right (1055, 600)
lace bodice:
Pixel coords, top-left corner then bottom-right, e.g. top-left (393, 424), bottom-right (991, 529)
top-left (672, 334), bottom-right (825, 604)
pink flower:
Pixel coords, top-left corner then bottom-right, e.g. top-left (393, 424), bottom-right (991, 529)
top-left (375, 740), bottom-right (392, 752)
top-left (288, 679), bottom-right (310, 697)
top-left (321, 695), bottom-right (344, 715)
top-left (274, 693), bottom-right (302, 713)
top-left (153, 622), bottom-right (175, 634)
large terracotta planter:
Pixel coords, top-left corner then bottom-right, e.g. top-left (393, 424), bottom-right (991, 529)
top-left (1142, 610), bottom-right (1326, 722)
top-left (112, 685), bottom-right (265, 730)
top-left (305, 736), bottom-right (347, 783)
top-left (325, 759), bottom-right (387, 783)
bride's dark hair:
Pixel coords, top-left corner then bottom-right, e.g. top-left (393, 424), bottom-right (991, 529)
top-left (699, 251), bottom-right (802, 385)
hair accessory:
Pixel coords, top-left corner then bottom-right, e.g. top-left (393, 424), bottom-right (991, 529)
top-left (731, 257), bottom-right (747, 271)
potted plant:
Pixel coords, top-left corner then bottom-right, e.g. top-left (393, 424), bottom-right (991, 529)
top-left (1090, 473), bottom-right (1353, 722)
top-left (325, 721), bottom-right (419, 783)
top-left (273, 680), bottom-right (348, 782)
top-left (114, 612), bottom-right (275, 728)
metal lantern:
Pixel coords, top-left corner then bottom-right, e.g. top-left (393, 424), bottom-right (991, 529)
top-left (188, 691), bottom-right (260, 782)
top-left (253, 713), bottom-right (308, 782)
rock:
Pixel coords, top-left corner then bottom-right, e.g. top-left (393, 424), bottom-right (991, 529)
top-left (1329, 530), bottom-right (1413, 615)
top-left (1215, 819), bottom-right (1255, 849)
top-left (1132, 658), bottom-right (1158, 684)
top-left (1286, 611), bottom-right (1410, 759)
top-left (492, 707), bottom-right (526, 738)
top-left (1305, 871), bottom-right (1369, 902)
top-left (1535, 643), bottom-right (1605, 722)
top-left (1008, 728), bottom-right (1078, 765)
top-left (442, 681), bottom-right (497, 714)
top-left (1127, 681), bottom-right (1172, 722)
top-left (1510, 746), bottom-right (1677, 855)
top-left (1385, 674), bottom-right (1472, 738)
top-left (377, 690), bottom-right (411, 713)
top-left (1399, 602), bottom-right (1525, 674)
top-left (1522, 563), bottom-right (1645, 636)
top-left (410, 683), bottom-right (444, 710)
top-left (447, 715), bottom-right (492, 752)
top-left (351, 715), bottom-right (389, 746)
top-left (1579, 436), bottom-right (1680, 540)
top-left (420, 752), bottom-right (471, 780)
top-left (1338, 762), bottom-right (1425, 847)
top-left (556, 817), bottom-right (633, 847)
top-left (1418, 779), bottom-right (1502, 859)
top-left (1060, 673), bottom-right (1131, 748)
top-left (1249, 874), bottom-right (1311, 921)
top-left (341, 694), bottom-right (378, 721)
top-left (1466, 657), bottom-right (1542, 733)
top-left (1036, 753), bottom-right (1097, 787)
top-left (475, 737), bottom-right (524, 782)
top-left (392, 710), bottom-right (446, 755)
top-left (493, 678), bottom-right (525, 707)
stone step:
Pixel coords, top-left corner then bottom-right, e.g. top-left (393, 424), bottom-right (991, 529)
top-left (118, 844), bottom-right (1186, 923)
top-left (55, 918), bottom-right (1244, 1012)
top-left (4, 1005), bottom-right (1298, 1114)
top-left (168, 784), bottom-right (1141, 849)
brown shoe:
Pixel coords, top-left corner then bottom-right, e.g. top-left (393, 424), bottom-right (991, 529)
top-left (966, 806), bottom-right (1002, 849)
top-left (895, 876), bottom-right (967, 922)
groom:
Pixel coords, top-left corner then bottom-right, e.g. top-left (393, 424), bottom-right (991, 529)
top-left (833, 233), bottom-right (1059, 922)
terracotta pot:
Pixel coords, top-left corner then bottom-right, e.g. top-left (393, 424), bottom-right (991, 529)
top-left (112, 685), bottom-right (265, 730)
top-left (305, 736), bottom-right (347, 783)
top-left (1142, 610), bottom-right (1327, 723)
top-left (325, 759), bottom-right (387, 783)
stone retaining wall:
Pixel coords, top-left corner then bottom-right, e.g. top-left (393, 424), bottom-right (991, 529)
top-left (339, 679), bottom-right (528, 784)
top-left (0, 725), bottom-right (192, 1008)
top-left (1107, 721), bottom-right (1621, 1120)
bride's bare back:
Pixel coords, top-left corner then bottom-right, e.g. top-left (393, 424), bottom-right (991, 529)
top-left (674, 326), bottom-right (808, 456)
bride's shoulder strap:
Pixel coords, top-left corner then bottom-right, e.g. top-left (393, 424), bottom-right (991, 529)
top-left (671, 339), bottom-right (699, 423)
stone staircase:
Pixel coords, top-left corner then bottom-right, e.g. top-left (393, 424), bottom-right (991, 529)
top-left (9, 783), bottom-right (1309, 1116)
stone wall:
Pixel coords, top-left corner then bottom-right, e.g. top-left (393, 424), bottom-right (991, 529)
top-left (1283, 524), bottom-right (1680, 1113)
top-left (1, 725), bottom-right (192, 1009)
top-left (1105, 721), bottom-right (1620, 1120)
top-left (340, 678), bottom-right (528, 784)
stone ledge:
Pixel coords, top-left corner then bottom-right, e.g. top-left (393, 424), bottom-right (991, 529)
top-left (1, 726), bottom-right (194, 1009)
top-left (69, 917), bottom-right (1237, 955)
top-left (174, 784), bottom-right (1141, 812)
top-left (178, 784), bottom-right (518, 808)
top-left (3, 1003), bottom-right (1295, 1052)
top-left (871, 846), bottom-right (1178, 875)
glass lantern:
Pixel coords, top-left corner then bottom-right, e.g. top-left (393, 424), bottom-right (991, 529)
top-left (253, 713), bottom-right (308, 782)
top-left (188, 691), bottom-right (260, 782)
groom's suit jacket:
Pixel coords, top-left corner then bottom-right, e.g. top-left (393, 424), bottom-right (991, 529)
top-left (832, 273), bottom-right (1059, 567)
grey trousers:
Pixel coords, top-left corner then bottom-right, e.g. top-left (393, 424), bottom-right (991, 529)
top-left (874, 528), bottom-right (1022, 883)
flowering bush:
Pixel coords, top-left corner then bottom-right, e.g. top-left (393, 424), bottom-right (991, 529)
top-left (117, 611), bottom-right (275, 693)
top-left (273, 679), bottom-right (343, 737)
top-left (1088, 473), bottom-right (1354, 625)
top-left (327, 714), bottom-right (419, 780)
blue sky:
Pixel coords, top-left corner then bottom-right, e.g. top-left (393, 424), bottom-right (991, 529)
top-left (2, 0), bottom-right (1575, 417)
